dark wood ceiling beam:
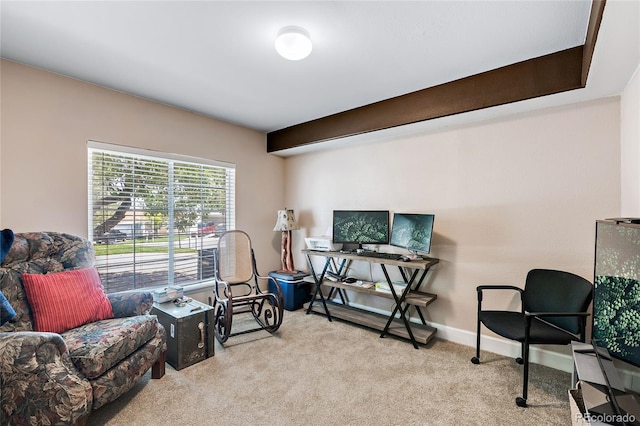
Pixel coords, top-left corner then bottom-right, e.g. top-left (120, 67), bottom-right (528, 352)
top-left (267, 1), bottom-right (606, 153)
top-left (582, 0), bottom-right (606, 86)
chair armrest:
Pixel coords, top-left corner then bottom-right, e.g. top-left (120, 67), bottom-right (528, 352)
top-left (0, 332), bottom-right (92, 423)
top-left (0, 331), bottom-right (68, 367)
top-left (476, 284), bottom-right (524, 314)
top-left (475, 285), bottom-right (523, 303)
top-left (524, 311), bottom-right (591, 341)
top-left (256, 275), bottom-right (282, 296)
top-left (525, 311), bottom-right (591, 318)
top-left (108, 290), bottom-right (154, 317)
top-left (213, 278), bottom-right (232, 299)
top-left (476, 285), bottom-right (523, 292)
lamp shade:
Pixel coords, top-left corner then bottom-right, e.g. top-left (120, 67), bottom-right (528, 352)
top-left (275, 26), bottom-right (312, 61)
top-left (273, 209), bottom-right (300, 231)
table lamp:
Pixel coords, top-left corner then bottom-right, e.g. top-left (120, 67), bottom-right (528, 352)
top-left (273, 209), bottom-right (300, 274)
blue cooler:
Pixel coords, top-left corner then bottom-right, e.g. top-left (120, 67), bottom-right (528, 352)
top-left (268, 271), bottom-right (311, 311)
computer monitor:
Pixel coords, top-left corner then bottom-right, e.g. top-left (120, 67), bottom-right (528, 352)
top-left (390, 213), bottom-right (435, 258)
top-left (332, 210), bottom-right (389, 248)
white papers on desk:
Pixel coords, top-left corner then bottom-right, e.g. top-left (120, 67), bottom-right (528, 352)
top-left (351, 280), bottom-right (374, 289)
top-left (374, 281), bottom-right (407, 293)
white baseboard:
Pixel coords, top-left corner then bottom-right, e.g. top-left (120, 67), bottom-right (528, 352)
top-left (429, 321), bottom-right (640, 393)
top-left (343, 300), bottom-right (640, 391)
top-left (344, 300), bottom-right (572, 373)
top-left (427, 319), bottom-right (574, 373)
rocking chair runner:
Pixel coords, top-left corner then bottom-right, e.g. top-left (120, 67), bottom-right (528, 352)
top-left (210, 230), bottom-right (284, 343)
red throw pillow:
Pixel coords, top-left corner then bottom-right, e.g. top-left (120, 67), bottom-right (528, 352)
top-left (22, 267), bottom-right (114, 333)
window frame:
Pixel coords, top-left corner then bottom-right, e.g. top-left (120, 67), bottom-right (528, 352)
top-left (87, 141), bottom-right (236, 293)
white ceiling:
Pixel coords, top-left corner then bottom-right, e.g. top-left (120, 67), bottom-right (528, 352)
top-left (1, 1), bottom-right (639, 153)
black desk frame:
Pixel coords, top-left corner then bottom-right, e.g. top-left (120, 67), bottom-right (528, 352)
top-left (303, 250), bottom-right (438, 349)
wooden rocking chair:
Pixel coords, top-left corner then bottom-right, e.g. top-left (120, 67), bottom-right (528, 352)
top-left (210, 230), bottom-right (284, 344)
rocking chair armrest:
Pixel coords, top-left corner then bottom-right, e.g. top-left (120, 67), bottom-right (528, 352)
top-left (215, 277), bottom-right (230, 285)
top-left (255, 275), bottom-right (281, 295)
top-left (214, 278), bottom-right (231, 292)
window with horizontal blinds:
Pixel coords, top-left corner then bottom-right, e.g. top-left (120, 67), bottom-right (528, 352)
top-left (88, 142), bottom-right (235, 294)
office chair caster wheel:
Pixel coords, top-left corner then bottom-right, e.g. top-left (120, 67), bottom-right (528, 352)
top-left (471, 356), bottom-right (480, 364)
top-left (515, 397), bottom-right (527, 407)
top-left (515, 357), bottom-right (524, 364)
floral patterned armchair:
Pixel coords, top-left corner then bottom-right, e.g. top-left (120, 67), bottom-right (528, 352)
top-left (0, 232), bottom-right (167, 425)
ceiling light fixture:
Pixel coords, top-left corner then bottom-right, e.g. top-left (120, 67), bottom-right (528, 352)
top-left (275, 26), bottom-right (312, 61)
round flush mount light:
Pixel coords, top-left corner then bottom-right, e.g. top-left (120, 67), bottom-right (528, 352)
top-left (275, 26), bottom-right (312, 61)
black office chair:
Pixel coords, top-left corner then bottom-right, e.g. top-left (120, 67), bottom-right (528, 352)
top-left (471, 269), bottom-right (593, 407)
top-left (210, 230), bottom-right (284, 344)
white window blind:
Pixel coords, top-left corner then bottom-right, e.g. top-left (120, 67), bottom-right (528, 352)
top-left (88, 141), bottom-right (235, 293)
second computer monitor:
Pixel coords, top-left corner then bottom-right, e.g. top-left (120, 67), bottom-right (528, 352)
top-left (390, 213), bottom-right (435, 257)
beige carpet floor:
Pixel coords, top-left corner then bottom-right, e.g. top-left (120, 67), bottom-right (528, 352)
top-left (89, 308), bottom-right (573, 425)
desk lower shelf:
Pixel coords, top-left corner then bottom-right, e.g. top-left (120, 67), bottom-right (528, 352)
top-left (318, 279), bottom-right (437, 308)
top-left (308, 301), bottom-right (437, 345)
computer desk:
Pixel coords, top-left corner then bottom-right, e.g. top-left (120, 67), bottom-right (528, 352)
top-left (302, 249), bottom-right (439, 349)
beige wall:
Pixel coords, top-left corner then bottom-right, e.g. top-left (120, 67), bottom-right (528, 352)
top-left (621, 65), bottom-right (640, 215)
top-left (0, 59), bottom-right (285, 271)
top-left (284, 97), bottom-right (621, 356)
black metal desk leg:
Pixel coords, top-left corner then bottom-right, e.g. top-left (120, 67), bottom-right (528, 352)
top-left (305, 254), bottom-right (332, 321)
top-left (379, 265), bottom-right (419, 349)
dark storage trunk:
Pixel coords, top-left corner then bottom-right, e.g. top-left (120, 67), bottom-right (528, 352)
top-left (151, 299), bottom-right (215, 370)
